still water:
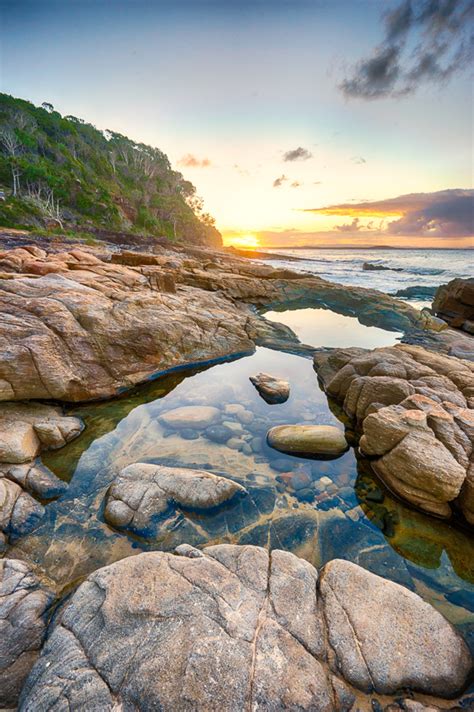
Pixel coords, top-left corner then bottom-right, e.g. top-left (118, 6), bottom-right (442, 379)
top-left (9, 311), bottom-right (474, 650)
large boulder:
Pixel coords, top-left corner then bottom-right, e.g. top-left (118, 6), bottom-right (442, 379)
top-left (0, 559), bottom-right (54, 708)
top-left (433, 278), bottom-right (474, 333)
top-left (0, 248), bottom-right (255, 402)
top-left (267, 424), bottom-right (348, 458)
top-left (314, 344), bottom-right (474, 522)
top-left (18, 546), bottom-right (472, 711)
top-left (104, 463), bottom-right (247, 535)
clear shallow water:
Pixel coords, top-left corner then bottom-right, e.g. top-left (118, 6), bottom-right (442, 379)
top-left (264, 307), bottom-right (403, 348)
top-left (262, 248), bottom-right (473, 296)
top-left (9, 343), bottom-right (473, 651)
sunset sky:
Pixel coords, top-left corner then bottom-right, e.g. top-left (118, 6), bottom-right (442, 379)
top-left (2, 0), bottom-right (473, 248)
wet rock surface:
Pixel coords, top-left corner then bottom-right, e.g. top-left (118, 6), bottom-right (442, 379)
top-left (105, 463), bottom-right (247, 535)
top-left (0, 558), bottom-right (54, 708)
top-left (433, 278), bottom-right (474, 334)
top-left (267, 424), bottom-right (348, 458)
top-left (18, 545), bottom-right (472, 711)
top-left (250, 372), bottom-right (290, 403)
top-left (314, 344), bottom-right (474, 522)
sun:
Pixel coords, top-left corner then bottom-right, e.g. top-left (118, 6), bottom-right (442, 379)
top-left (223, 233), bottom-right (261, 249)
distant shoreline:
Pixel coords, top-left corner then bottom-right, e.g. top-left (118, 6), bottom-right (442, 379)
top-left (259, 245), bottom-right (474, 251)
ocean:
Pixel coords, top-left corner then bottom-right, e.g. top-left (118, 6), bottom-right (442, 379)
top-left (261, 248), bottom-right (473, 298)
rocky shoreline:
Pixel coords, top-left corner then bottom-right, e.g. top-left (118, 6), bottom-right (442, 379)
top-left (0, 233), bottom-right (473, 710)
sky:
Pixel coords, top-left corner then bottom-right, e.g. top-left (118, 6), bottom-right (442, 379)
top-left (1, 0), bottom-right (473, 248)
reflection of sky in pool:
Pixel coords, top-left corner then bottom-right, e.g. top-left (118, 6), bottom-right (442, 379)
top-left (11, 347), bottom-right (474, 652)
top-left (264, 307), bottom-right (403, 349)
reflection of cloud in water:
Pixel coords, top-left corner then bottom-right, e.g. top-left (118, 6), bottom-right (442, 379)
top-left (264, 308), bottom-right (402, 349)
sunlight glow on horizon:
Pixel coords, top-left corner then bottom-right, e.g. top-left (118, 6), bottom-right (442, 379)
top-left (223, 233), bottom-right (261, 249)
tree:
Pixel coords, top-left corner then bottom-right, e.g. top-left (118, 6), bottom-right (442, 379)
top-left (0, 126), bottom-right (23, 196)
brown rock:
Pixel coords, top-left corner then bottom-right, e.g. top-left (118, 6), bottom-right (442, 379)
top-left (0, 559), bottom-right (54, 708)
top-left (18, 546), bottom-right (472, 711)
top-left (249, 372), bottom-right (290, 404)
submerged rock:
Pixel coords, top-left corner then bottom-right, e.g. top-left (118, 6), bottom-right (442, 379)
top-left (267, 424), bottom-right (348, 458)
top-left (249, 372), bottom-right (290, 404)
top-left (18, 546), bottom-right (472, 710)
top-left (0, 559), bottom-right (54, 708)
top-left (159, 405), bottom-right (220, 429)
top-left (104, 463), bottom-right (247, 534)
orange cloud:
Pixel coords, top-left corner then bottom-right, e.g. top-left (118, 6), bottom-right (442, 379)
top-left (178, 154), bottom-right (211, 168)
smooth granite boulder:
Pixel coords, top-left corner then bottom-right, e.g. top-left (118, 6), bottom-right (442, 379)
top-left (0, 559), bottom-right (54, 708)
top-left (267, 424), bottom-right (348, 458)
top-left (18, 546), bottom-right (472, 711)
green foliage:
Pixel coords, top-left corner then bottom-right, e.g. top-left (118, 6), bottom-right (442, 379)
top-left (0, 93), bottom-right (221, 245)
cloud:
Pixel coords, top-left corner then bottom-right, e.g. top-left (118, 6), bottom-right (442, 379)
top-left (283, 147), bottom-right (313, 162)
top-left (336, 218), bottom-right (362, 232)
top-left (273, 174), bottom-right (288, 187)
top-left (340, 0), bottom-right (474, 99)
top-left (304, 188), bottom-right (474, 237)
top-left (351, 156), bottom-right (367, 164)
top-left (178, 154), bottom-right (211, 168)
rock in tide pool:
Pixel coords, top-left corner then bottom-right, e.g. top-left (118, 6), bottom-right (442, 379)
top-left (0, 559), bottom-right (54, 708)
top-left (104, 463), bottom-right (247, 534)
top-left (267, 424), bottom-right (348, 458)
top-left (18, 546), bottom-right (472, 711)
top-left (159, 405), bottom-right (220, 429)
top-left (249, 372), bottom-right (290, 404)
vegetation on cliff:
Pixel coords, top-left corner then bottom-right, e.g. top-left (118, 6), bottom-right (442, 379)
top-left (0, 93), bottom-right (221, 245)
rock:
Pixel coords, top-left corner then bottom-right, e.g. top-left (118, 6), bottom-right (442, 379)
top-left (433, 278), bottom-right (474, 333)
top-left (0, 243), bottom-right (440, 403)
top-left (18, 546), bottom-right (472, 711)
top-left (249, 372), bottom-right (290, 404)
top-left (363, 262), bottom-right (402, 271)
top-left (319, 558), bottom-right (472, 696)
top-left (0, 403), bottom-right (83, 465)
top-left (159, 405), bottom-right (220, 429)
top-left (314, 344), bottom-right (474, 522)
top-left (104, 463), bottom-right (247, 534)
top-left (394, 285), bottom-right (438, 300)
top-left (204, 424), bottom-right (234, 443)
top-left (0, 559), bottom-right (54, 708)
top-left (267, 424), bottom-right (348, 458)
